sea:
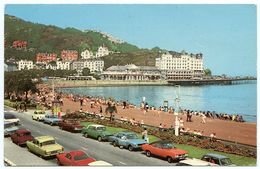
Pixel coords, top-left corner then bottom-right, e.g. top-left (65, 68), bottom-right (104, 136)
top-left (57, 81), bottom-right (257, 122)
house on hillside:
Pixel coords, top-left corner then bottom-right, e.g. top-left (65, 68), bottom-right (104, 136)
top-left (56, 61), bottom-right (71, 70)
top-left (81, 49), bottom-right (94, 59)
top-left (36, 53), bottom-right (57, 63)
top-left (18, 60), bottom-right (33, 70)
top-left (46, 61), bottom-right (57, 70)
top-left (61, 50), bottom-right (78, 61)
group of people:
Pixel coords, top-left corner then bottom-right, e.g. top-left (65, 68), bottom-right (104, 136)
top-left (181, 109), bottom-right (245, 123)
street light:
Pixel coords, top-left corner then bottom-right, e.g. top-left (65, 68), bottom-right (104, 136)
top-left (174, 85), bottom-right (181, 136)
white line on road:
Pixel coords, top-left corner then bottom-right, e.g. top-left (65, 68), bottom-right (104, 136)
top-left (81, 147), bottom-right (88, 151)
top-left (119, 161), bottom-right (127, 165)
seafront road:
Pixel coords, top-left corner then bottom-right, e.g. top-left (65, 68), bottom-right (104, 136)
top-left (4, 106), bottom-right (174, 166)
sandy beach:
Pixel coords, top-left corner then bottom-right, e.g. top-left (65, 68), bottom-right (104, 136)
top-left (60, 97), bottom-right (256, 146)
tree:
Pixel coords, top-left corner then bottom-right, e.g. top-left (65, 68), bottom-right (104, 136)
top-left (4, 70), bottom-right (39, 100)
top-left (82, 68), bottom-right (91, 76)
top-left (204, 68), bottom-right (212, 76)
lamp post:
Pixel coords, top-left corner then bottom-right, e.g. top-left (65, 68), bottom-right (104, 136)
top-left (174, 85), bottom-right (180, 136)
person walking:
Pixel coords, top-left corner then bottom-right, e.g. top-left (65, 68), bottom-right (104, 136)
top-left (142, 128), bottom-right (149, 143)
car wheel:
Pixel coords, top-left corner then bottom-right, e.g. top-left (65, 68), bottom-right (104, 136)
top-left (128, 145), bottom-right (134, 151)
top-left (167, 156), bottom-right (173, 163)
top-left (37, 118), bottom-right (39, 121)
top-left (98, 136), bottom-right (102, 142)
top-left (57, 159), bottom-right (62, 166)
top-left (112, 141), bottom-right (117, 147)
top-left (84, 133), bottom-right (88, 138)
top-left (146, 151), bottom-right (151, 157)
top-left (50, 122), bottom-right (53, 126)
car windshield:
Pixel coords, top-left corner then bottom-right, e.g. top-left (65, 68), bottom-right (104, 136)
top-left (162, 142), bottom-right (174, 149)
top-left (74, 153), bottom-right (89, 161)
top-left (41, 140), bottom-right (55, 146)
top-left (220, 158), bottom-right (232, 166)
top-left (5, 114), bottom-right (16, 119)
top-left (96, 127), bottom-right (106, 131)
top-left (126, 133), bottom-right (138, 139)
top-left (36, 111), bottom-right (44, 114)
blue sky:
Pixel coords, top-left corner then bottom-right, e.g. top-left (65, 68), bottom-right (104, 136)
top-left (4, 4), bottom-right (257, 76)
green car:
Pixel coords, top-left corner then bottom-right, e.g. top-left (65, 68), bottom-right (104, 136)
top-left (82, 124), bottom-right (113, 142)
top-left (26, 135), bottom-right (64, 158)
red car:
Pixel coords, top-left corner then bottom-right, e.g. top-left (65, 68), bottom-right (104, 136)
top-left (56, 150), bottom-right (96, 166)
top-left (58, 120), bottom-right (84, 133)
top-left (141, 140), bottom-right (188, 163)
top-left (10, 129), bottom-right (34, 146)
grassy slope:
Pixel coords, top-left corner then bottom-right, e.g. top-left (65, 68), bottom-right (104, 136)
top-left (81, 121), bottom-right (256, 166)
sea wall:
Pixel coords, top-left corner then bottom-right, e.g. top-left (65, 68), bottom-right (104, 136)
top-left (47, 80), bottom-right (169, 88)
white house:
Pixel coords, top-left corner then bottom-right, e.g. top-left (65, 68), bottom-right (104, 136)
top-left (56, 61), bottom-right (71, 70)
top-left (18, 60), bottom-right (34, 70)
top-left (81, 49), bottom-right (94, 59)
top-left (95, 46), bottom-right (109, 58)
top-left (46, 62), bottom-right (57, 70)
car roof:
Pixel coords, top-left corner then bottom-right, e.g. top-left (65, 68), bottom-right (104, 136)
top-left (180, 158), bottom-right (217, 166)
top-left (150, 140), bottom-right (172, 144)
top-left (204, 153), bottom-right (228, 159)
top-left (88, 124), bottom-right (105, 127)
top-left (35, 136), bottom-right (55, 142)
top-left (67, 150), bottom-right (86, 156)
top-left (16, 129), bottom-right (31, 134)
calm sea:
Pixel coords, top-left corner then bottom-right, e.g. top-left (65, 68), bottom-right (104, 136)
top-left (57, 81), bottom-right (257, 122)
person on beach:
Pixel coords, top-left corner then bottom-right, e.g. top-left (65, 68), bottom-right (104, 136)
top-left (201, 113), bottom-right (206, 124)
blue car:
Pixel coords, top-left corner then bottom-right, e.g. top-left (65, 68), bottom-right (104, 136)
top-left (108, 131), bottom-right (147, 151)
top-left (43, 114), bottom-right (62, 126)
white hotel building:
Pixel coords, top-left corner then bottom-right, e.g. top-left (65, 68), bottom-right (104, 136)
top-left (155, 51), bottom-right (204, 80)
top-left (84, 59), bottom-right (104, 73)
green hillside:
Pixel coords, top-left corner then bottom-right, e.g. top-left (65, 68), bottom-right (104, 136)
top-left (4, 14), bottom-right (161, 67)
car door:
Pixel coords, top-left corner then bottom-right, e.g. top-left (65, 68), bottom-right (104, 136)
top-left (63, 153), bottom-right (73, 166)
top-left (151, 143), bottom-right (164, 157)
top-left (11, 133), bottom-right (18, 143)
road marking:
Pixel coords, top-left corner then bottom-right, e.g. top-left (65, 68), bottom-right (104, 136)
top-left (119, 161), bottom-right (127, 165)
top-left (4, 157), bottom-right (16, 166)
top-left (81, 147), bottom-right (88, 151)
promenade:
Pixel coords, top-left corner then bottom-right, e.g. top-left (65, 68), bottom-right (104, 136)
top-left (60, 97), bottom-right (256, 146)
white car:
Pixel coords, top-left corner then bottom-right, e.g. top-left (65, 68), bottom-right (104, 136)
top-left (176, 158), bottom-right (218, 166)
top-left (88, 160), bottom-right (113, 166)
top-left (4, 113), bottom-right (20, 125)
top-left (32, 110), bottom-right (46, 121)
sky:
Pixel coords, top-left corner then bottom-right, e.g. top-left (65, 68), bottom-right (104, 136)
top-left (4, 4), bottom-right (257, 76)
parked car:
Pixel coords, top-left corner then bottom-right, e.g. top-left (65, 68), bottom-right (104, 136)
top-left (4, 113), bottom-right (20, 125)
top-left (176, 158), bottom-right (218, 166)
top-left (82, 124), bottom-right (113, 141)
top-left (4, 121), bottom-right (19, 137)
top-left (11, 129), bottom-right (34, 146)
top-left (58, 119), bottom-right (84, 133)
top-left (88, 160), bottom-right (113, 166)
top-left (56, 150), bottom-right (95, 166)
top-left (26, 135), bottom-right (64, 158)
top-left (32, 110), bottom-right (46, 121)
top-left (43, 114), bottom-right (62, 126)
top-left (141, 140), bottom-right (188, 163)
top-left (201, 153), bottom-right (235, 166)
top-left (108, 131), bottom-right (147, 151)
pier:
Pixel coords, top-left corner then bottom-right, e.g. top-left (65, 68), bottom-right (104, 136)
top-left (167, 77), bottom-right (256, 86)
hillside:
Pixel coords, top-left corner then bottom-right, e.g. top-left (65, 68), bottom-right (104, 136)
top-left (4, 14), bottom-right (162, 67)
